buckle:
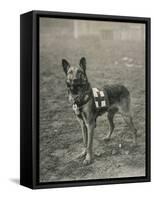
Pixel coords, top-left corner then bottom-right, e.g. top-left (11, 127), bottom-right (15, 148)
top-left (72, 104), bottom-right (80, 115)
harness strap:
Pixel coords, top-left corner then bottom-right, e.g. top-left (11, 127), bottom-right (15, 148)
top-left (73, 91), bottom-right (92, 107)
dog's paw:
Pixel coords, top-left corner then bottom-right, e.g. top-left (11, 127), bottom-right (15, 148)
top-left (103, 137), bottom-right (111, 142)
top-left (76, 149), bottom-right (86, 159)
top-left (83, 154), bottom-right (92, 165)
top-left (83, 158), bottom-right (91, 165)
top-left (94, 151), bottom-right (102, 157)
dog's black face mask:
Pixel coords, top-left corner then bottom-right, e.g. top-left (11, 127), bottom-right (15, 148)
top-left (62, 57), bottom-right (88, 95)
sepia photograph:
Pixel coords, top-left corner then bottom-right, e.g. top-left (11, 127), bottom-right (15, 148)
top-left (39, 16), bottom-right (147, 183)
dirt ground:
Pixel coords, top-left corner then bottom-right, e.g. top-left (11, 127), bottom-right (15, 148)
top-left (39, 30), bottom-right (145, 182)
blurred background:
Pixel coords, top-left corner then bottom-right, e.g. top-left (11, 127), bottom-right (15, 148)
top-left (40, 18), bottom-right (145, 69)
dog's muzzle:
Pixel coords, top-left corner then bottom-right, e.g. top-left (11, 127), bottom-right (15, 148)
top-left (66, 80), bottom-right (86, 94)
top-left (68, 84), bottom-right (78, 94)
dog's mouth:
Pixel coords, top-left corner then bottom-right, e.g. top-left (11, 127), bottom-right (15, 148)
top-left (67, 83), bottom-right (79, 94)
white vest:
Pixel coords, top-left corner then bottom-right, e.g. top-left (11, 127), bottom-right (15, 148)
top-left (92, 88), bottom-right (106, 109)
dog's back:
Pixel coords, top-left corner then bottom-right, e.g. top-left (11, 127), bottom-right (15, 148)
top-left (103, 84), bottom-right (130, 107)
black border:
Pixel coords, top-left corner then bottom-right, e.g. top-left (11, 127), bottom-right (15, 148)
top-left (20, 12), bottom-right (33, 188)
top-left (21, 10), bottom-right (151, 189)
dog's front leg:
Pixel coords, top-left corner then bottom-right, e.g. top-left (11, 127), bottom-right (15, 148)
top-left (83, 122), bottom-right (95, 165)
top-left (76, 116), bottom-right (87, 158)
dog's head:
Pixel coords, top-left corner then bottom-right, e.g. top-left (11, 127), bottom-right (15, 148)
top-left (62, 57), bottom-right (88, 94)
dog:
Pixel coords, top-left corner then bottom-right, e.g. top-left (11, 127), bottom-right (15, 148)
top-left (62, 57), bottom-right (137, 165)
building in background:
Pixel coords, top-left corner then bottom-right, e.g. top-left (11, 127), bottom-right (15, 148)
top-left (73, 20), bottom-right (145, 41)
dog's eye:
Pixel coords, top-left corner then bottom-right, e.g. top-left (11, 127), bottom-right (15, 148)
top-left (79, 73), bottom-right (84, 80)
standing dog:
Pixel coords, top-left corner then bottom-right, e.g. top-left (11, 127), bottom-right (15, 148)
top-left (62, 57), bottom-right (137, 165)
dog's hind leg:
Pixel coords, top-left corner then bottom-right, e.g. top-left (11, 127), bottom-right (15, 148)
top-left (119, 97), bottom-right (137, 144)
top-left (104, 108), bottom-right (118, 141)
top-left (119, 98), bottom-right (137, 144)
top-left (121, 112), bottom-right (137, 145)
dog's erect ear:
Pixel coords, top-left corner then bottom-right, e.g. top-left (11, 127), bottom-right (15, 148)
top-left (79, 57), bottom-right (86, 72)
top-left (62, 59), bottom-right (70, 74)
